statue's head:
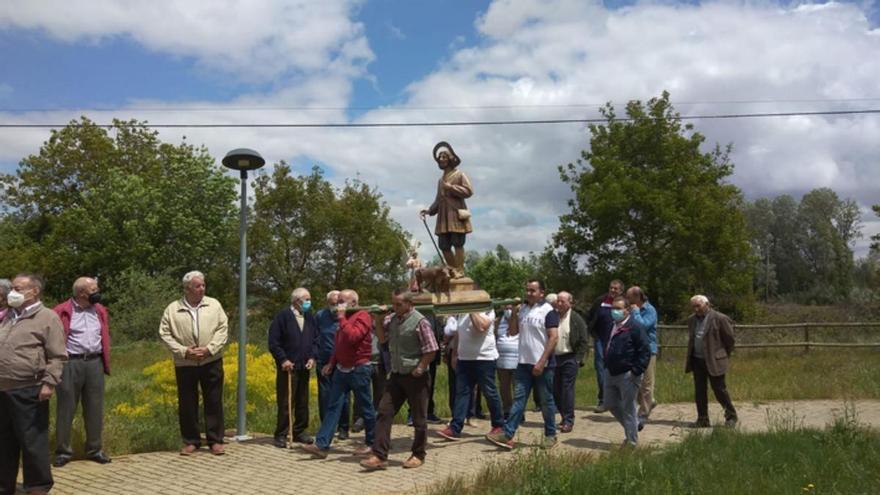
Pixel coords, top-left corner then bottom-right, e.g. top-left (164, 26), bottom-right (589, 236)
top-left (433, 141), bottom-right (460, 170)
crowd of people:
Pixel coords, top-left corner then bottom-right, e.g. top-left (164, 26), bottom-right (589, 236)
top-left (0, 271), bottom-right (738, 492)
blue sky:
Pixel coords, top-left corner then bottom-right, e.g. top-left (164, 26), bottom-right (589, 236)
top-left (0, 0), bottom-right (878, 257)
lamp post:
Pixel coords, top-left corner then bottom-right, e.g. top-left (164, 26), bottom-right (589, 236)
top-left (221, 148), bottom-right (265, 440)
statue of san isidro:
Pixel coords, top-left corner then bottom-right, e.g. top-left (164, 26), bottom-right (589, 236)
top-left (419, 141), bottom-right (472, 278)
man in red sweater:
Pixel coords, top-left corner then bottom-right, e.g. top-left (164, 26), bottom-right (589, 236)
top-left (302, 289), bottom-right (376, 458)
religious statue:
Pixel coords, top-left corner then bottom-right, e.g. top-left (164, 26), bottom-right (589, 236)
top-left (419, 141), bottom-right (473, 278)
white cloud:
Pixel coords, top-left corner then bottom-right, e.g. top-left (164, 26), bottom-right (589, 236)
top-left (0, 0), bottom-right (373, 80)
top-left (2, 0), bottom-right (880, 263)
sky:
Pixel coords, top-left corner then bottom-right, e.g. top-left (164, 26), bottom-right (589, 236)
top-left (1, 0), bottom-right (878, 261)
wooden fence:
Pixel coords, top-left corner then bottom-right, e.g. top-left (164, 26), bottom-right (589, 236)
top-left (657, 322), bottom-right (880, 352)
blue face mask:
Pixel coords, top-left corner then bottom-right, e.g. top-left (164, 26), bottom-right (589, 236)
top-left (301, 300), bottom-right (312, 312)
top-left (611, 309), bottom-right (625, 322)
top-left (503, 309), bottom-right (512, 319)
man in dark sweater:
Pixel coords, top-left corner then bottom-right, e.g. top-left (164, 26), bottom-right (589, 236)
top-left (586, 279), bottom-right (624, 412)
top-left (268, 287), bottom-right (319, 447)
top-left (603, 295), bottom-right (650, 446)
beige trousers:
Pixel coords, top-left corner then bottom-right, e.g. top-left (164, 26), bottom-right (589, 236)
top-left (637, 354), bottom-right (657, 418)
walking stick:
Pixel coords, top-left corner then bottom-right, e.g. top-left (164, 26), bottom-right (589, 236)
top-left (421, 216), bottom-right (446, 264)
top-left (286, 369), bottom-right (294, 449)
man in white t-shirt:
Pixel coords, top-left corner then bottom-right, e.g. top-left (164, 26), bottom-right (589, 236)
top-left (437, 310), bottom-right (505, 440)
top-left (486, 279), bottom-right (559, 450)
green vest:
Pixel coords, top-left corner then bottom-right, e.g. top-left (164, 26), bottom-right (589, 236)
top-left (389, 310), bottom-right (426, 374)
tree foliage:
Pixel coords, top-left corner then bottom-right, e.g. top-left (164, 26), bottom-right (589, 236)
top-left (554, 92), bottom-right (753, 319)
top-left (0, 117), bottom-right (238, 301)
top-left (467, 245), bottom-right (537, 299)
top-left (248, 163), bottom-right (408, 310)
top-left (744, 188), bottom-right (861, 303)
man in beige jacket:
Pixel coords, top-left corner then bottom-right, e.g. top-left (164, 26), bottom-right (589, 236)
top-left (0, 273), bottom-right (67, 495)
top-left (159, 271), bottom-right (229, 456)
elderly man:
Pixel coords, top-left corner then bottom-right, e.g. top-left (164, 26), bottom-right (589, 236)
top-left (627, 286), bottom-right (659, 431)
top-left (0, 279), bottom-right (11, 321)
top-left (360, 289), bottom-right (438, 470)
top-left (552, 291), bottom-right (589, 433)
top-left (487, 279), bottom-right (560, 450)
top-left (587, 279), bottom-right (624, 413)
top-left (268, 287), bottom-right (318, 447)
top-left (314, 290), bottom-right (352, 439)
top-left (0, 273), bottom-right (67, 495)
top-left (302, 290), bottom-right (375, 459)
top-left (159, 271), bottom-right (229, 456)
top-left (52, 277), bottom-right (112, 467)
top-left (686, 295), bottom-right (737, 428)
top-left (436, 308), bottom-right (504, 442)
top-left (604, 295), bottom-right (651, 447)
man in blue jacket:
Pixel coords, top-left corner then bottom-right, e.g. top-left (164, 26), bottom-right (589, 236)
top-left (268, 287), bottom-right (318, 447)
top-left (586, 280), bottom-right (624, 413)
top-left (627, 286), bottom-right (658, 430)
top-left (604, 295), bottom-right (650, 447)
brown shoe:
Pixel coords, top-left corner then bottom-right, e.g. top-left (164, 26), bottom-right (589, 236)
top-left (353, 445), bottom-right (373, 456)
top-left (179, 444), bottom-right (198, 456)
top-left (359, 454), bottom-right (388, 471)
top-left (210, 444), bottom-right (225, 456)
top-left (402, 456), bottom-right (423, 469)
top-left (301, 443), bottom-right (329, 459)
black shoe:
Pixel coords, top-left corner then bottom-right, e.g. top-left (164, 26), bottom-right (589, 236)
top-left (724, 417), bottom-right (738, 428)
top-left (87, 452), bottom-right (112, 464)
top-left (273, 437), bottom-right (287, 448)
top-left (406, 415), bottom-right (413, 427)
top-left (293, 434), bottom-right (315, 444)
top-left (637, 419), bottom-right (645, 432)
top-left (691, 418), bottom-right (711, 428)
top-left (426, 414), bottom-right (443, 424)
top-left (52, 456), bottom-right (72, 468)
top-left (337, 429), bottom-right (350, 440)
top-left (351, 417), bottom-right (365, 433)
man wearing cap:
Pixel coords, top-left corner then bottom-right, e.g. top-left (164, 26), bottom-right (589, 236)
top-left (419, 141), bottom-right (473, 277)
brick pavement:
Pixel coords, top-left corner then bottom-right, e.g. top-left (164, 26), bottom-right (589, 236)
top-left (34, 400), bottom-right (880, 494)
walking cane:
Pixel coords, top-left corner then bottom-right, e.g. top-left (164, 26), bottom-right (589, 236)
top-left (421, 216), bottom-right (446, 264)
top-left (286, 369), bottom-right (294, 449)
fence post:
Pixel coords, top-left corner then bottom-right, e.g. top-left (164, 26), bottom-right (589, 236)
top-left (804, 325), bottom-right (810, 353)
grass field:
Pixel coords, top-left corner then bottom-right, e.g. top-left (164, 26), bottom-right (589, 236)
top-left (53, 343), bottom-right (880, 457)
top-left (430, 412), bottom-right (880, 495)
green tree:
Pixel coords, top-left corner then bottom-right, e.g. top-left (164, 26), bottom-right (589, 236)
top-left (0, 117), bottom-right (238, 301)
top-left (743, 198), bottom-right (778, 301)
top-left (872, 204), bottom-right (880, 252)
top-left (554, 92), bottom-right (753, 319)
top-left (468, 245), bottom-right (537, 299)
top-left (248, 164), bottom-right (408, 310)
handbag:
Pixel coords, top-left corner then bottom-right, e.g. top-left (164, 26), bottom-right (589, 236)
top-left (457, 208), bottom-right (471, 221)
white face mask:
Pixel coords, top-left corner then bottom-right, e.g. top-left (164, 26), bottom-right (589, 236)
top-left (7, 290), bottom-right (26, 308)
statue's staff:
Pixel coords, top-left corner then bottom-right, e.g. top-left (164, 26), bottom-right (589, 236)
top-left (421, 215), bottom-right (446, 265)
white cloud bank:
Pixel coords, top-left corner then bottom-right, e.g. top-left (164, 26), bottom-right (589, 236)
top-left (1, 0), bottom-right (879, 258)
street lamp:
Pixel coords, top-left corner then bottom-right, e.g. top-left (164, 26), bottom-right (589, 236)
top-left (222, 148), bottom-right (265, 440)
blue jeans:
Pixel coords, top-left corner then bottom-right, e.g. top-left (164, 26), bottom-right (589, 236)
top-left (449, 360), bottom-right (505, 434)
top-left (315, 364), bottom-right (375, 449)
top-left (593, 339), bottom-right (605, 404)
top-left (316, 361), bottom-right (349, 432)
top-left (503, 364), bottom-right (557, 438)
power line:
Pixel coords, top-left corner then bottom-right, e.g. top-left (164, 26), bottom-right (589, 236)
top-left (2, 97), bottom-right (880, 113)
top-left (0, 109), bottom-right (878, 129)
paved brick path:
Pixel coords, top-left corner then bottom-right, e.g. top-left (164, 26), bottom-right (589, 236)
top-left (37, 400), bottom-right (879, 494)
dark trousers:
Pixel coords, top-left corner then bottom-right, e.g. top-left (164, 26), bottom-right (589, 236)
top-left (446, 361), bottom-right (482, 418)
top-left (274, 368), bottom-right (310, 440)
top-left (691, 357), bottom-right (737, 421)
top-left (317, 361), bottom-right (349, 432)
top-left (174, 359), bottom-right (224, 447)
top-left (449, 360), bottom-right (504, 434)
top-left (55, 358), bottom-right (105, 457)
top-left (593, 339), bottom-right (606, 404)
top-left (373, 373), bottom-right (430, 461)
top-left (553, 353), bottom-right (579, 426)
top-left (497, 368), bottom-right (515, 417)
top-left (0, 386), bottom-right (53, 494)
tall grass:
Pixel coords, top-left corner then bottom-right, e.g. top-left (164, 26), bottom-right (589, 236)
top-left (431, 417), bottom-right (880, 495)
